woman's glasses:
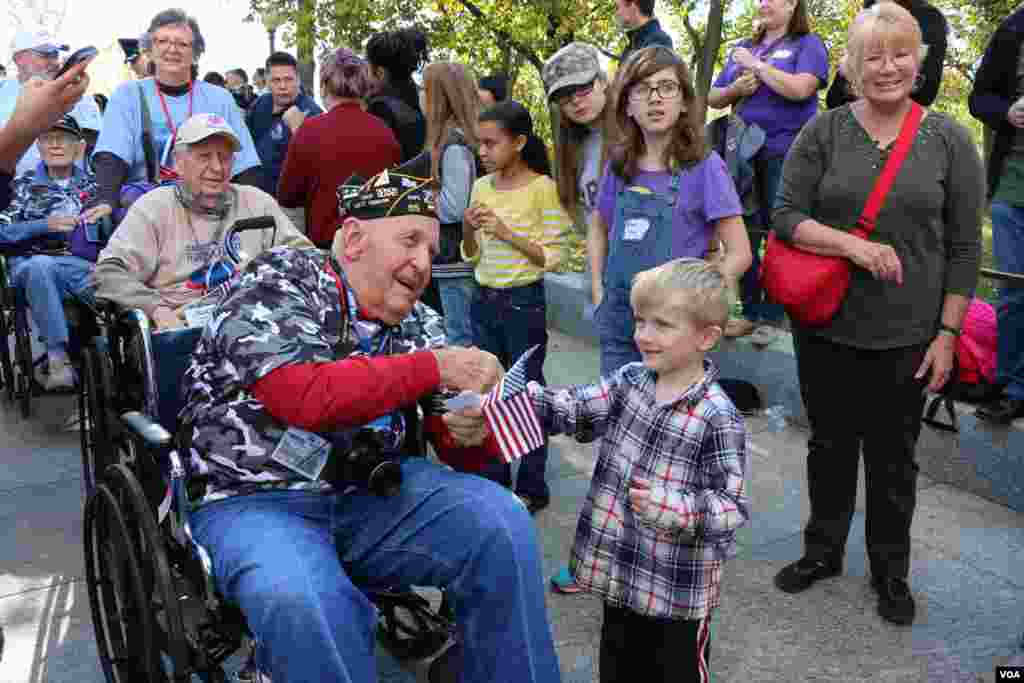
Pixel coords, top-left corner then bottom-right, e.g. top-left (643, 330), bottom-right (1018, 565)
top-left (629, 80), bottom-right (682, 102)
top-left (153, 38), bottom-right (193, 52)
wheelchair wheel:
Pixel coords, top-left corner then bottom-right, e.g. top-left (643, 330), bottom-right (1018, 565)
top-left (84, 481), bottom-right (159, 682)
top-left (13, 302), bottom-right (33, 418)
top-left (0, 307), bottom-right (14, 402)
top-left (80, 344), bottom-right (114, 496)
top-left (102, 463), bottom-right (191, 682)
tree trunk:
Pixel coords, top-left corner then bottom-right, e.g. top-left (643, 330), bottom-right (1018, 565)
top-left (269, 28), bottom-right (276, 56)
top-left (696, 0), bottom-right (725, 122)
top-left (296, 0), bottom-right (316, 95)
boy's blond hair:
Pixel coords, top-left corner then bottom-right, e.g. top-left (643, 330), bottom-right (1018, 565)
top-left (630, 258), bottom-right (733, 328)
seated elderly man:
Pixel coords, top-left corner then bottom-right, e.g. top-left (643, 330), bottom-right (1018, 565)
top-left (95, 113), bottom-right (310, 327)
top-left (0, 114), bottom-right (97, 390)
top-left (178, 154), bottom-right (562, 683)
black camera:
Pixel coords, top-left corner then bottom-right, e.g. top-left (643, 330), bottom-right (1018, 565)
top-left (324, 430), bottom-right (403, 496)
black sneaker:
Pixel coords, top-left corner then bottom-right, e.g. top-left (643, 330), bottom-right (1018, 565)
top-left (773, 556), bottom-right (842, 594)
top-left (871, 576), bottom-right (915, 625)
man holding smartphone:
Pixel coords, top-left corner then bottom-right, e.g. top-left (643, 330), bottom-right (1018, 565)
top-left (0, 30), bottom-right (102, 175)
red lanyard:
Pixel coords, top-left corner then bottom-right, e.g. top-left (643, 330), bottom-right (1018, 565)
top-left (156, 81), bottom-right (195, 146)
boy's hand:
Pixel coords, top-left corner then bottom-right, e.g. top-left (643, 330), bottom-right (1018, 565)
top-left (628, 477), bottom-right (652, 517)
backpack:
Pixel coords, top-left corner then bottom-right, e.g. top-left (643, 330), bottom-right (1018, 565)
top-left (922, 298), bottom-right (1000, 432)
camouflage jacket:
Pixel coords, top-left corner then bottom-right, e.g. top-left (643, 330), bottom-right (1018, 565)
top-left (0, 162), bottom-right (97, 250)
top-left (180, 246), bottom-right (447, 505)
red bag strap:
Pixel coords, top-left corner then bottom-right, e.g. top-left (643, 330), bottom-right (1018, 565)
top-left (857, 102), bottom-right (924, 234)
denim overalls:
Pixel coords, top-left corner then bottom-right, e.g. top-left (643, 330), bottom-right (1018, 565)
top-left (596, 173), bottom-right (680, 377)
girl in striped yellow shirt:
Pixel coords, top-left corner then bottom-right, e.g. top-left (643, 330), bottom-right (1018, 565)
top-left (462, 100), bottom-right (571, 512)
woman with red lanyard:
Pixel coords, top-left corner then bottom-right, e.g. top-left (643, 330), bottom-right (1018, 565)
top-left (84, 8), bottom-right (262, 225)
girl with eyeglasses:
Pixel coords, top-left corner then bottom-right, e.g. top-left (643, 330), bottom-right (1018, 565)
top-left (590, 46), bottom-right (750, 378)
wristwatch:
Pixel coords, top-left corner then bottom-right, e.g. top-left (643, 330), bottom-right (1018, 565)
top-left (938, 324), bottom-right (961, 337)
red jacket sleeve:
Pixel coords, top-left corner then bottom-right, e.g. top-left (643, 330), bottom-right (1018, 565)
top-left (252, 351), bottom-right (440, 432)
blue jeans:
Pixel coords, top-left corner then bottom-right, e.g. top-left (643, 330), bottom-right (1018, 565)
top-left (438, 276), bottom-right (477, 347)
top-left (191, 459), bottom-right (561, 683)
top-left (470, 281), bottom-right (550, 502)
top-left (991, 201), bottom-right (1024, 400)
top-left (595, 287), bottom-right (642, 378)
top-left (740, 154), bottom-right (785, 324)
top-left (8, 254), bottom-right (94, 350)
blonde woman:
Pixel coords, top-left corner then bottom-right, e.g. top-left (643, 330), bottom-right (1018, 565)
top-left (771, 2), bottom-right (983, 625)
top-left (421, 61), bottom-right (481, 346)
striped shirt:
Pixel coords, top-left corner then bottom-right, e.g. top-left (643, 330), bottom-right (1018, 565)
top-left (527, 359), bottom-right (750, 621)
top-left (461, 174), bottom-right (570, 288)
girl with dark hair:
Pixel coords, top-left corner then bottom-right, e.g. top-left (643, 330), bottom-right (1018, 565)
top-left (593, 46), bottom-right (749, 376)
top-left (708, 0), bottom-right (829, 345)
top-left (365, 28), bottom-right (429, 161)
top-left (460, 100), bottom-right (570, 512)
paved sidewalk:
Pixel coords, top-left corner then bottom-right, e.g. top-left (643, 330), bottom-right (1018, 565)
top-left (1, 329), bottom-right (1022, 682)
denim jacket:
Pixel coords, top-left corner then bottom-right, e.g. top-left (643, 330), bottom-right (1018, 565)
top-left (0, 161), bottom-right (98, 247)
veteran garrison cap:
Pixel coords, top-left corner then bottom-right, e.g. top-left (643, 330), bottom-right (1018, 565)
top-left (337, 151), bottom-right (437, 221)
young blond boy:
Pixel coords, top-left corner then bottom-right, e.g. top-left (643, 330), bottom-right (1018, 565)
top-left (527, 258), bottom-right (750, 683)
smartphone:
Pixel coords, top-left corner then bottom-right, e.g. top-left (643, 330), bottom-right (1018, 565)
top-left (55, 46), bottom-right (98, 79)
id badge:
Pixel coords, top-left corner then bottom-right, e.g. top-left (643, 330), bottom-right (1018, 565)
top-left (623, 217), bottom-right (650, 241)
top-left (269, 427), bottom-right (331, 481)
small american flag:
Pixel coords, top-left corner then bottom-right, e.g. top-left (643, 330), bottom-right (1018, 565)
top-left (483, 345), bottom-right (545, 463)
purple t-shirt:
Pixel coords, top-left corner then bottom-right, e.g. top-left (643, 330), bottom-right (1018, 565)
top-left (596, 152), bottom-right (742, 258)
top-left (713, 33), bottom-right (829, 158)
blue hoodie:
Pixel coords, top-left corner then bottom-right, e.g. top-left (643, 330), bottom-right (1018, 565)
top-left (246, 92), bottom-right (323, 196)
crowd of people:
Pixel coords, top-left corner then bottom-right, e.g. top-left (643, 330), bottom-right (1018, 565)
top-left (0, 0), bottom-right (1020, 681)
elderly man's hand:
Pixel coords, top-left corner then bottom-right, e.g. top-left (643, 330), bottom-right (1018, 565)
top-left (48, 215), bottom-right (78, 233)
top-left (444, 406), bottom-right (490, 447)
top-left (152, 306), bottom-right (184, 330)
top-left (432, 347), bottom-right (504, 394)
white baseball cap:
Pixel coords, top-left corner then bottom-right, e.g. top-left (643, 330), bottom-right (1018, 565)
top-left (174, 113), bottom-right (242, 152)
top-left (12, 30), bottom-right (68, 59)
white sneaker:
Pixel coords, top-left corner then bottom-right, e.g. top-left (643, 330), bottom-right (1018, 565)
top-left (749, 325), bottom-right (781, 347)
top-left (44, 357), bottom-right (76, 391)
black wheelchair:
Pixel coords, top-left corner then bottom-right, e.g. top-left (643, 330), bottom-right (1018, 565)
top-left (0, 240), bottom-right (102, 418)
top-left (81, 304), bottom-right (459, 683)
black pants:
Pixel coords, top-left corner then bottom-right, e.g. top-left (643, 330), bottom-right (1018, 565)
top-left (793, 331), bottom-right (928, 579)
top-left (600, 603), bottom-right (711, 683)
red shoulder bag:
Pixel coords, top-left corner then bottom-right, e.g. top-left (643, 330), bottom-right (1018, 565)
top-left (761, 102), bottom-right (923, 327)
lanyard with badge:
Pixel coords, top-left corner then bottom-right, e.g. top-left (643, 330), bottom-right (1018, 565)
top-left (155, 81), bottom-right (195, 181)
top-left (268, 257), bottom-right (403, 481)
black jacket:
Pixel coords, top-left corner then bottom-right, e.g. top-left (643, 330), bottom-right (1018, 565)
top-left (826, 1), bottom-right (948, 109)
top-left (367, 81), bottom-right (426, 163)
top-left (969, 6), bottom-right (1024, 198)
top-left (620, 18), bottom-right (674, 64)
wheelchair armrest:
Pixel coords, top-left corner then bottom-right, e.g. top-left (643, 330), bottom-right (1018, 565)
top-left (121, 410), bottom-right (174, 449)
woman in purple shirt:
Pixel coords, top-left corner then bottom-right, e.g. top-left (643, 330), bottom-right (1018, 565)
top-left (709, 0), bottom-right (829, 344)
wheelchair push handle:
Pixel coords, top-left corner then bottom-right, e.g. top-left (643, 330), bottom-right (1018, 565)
top-left (225, 216), bottom-right (277, 265)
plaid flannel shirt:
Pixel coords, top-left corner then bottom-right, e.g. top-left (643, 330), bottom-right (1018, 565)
top-left (527, 359), bottom-right (749, 621)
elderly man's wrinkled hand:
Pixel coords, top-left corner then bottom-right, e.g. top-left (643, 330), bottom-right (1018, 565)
top-left (152, 306), bottom-right (184, 330)
top-left (444, 406), bottom-right (490, 447)
top-left (433, 347), bottom-right (504, 394)
top-left (48, 215), bottom-right (78, 233)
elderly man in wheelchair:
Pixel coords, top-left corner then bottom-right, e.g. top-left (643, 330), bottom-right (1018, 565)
top-left (0, 114), bottom-right (100, 393)
top-left (93, 113), bottom-right (310, 329)
top-left (86, 154), bottom-right (563, 683)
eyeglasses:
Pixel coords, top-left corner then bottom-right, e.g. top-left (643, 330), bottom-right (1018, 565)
top-left (153, 38), bottom-right (193, 52)
top-left (38, 132), bottom-right (79, 147)
top-left (555, 81), bottom-right (595, 105)
top-left (629, 80), bottom-right (682, 102)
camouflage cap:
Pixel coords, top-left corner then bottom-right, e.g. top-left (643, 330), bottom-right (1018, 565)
top-left (542, 42), bottom-right (601, 100)
top-left (337, 151), bottom-right (437, 222)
